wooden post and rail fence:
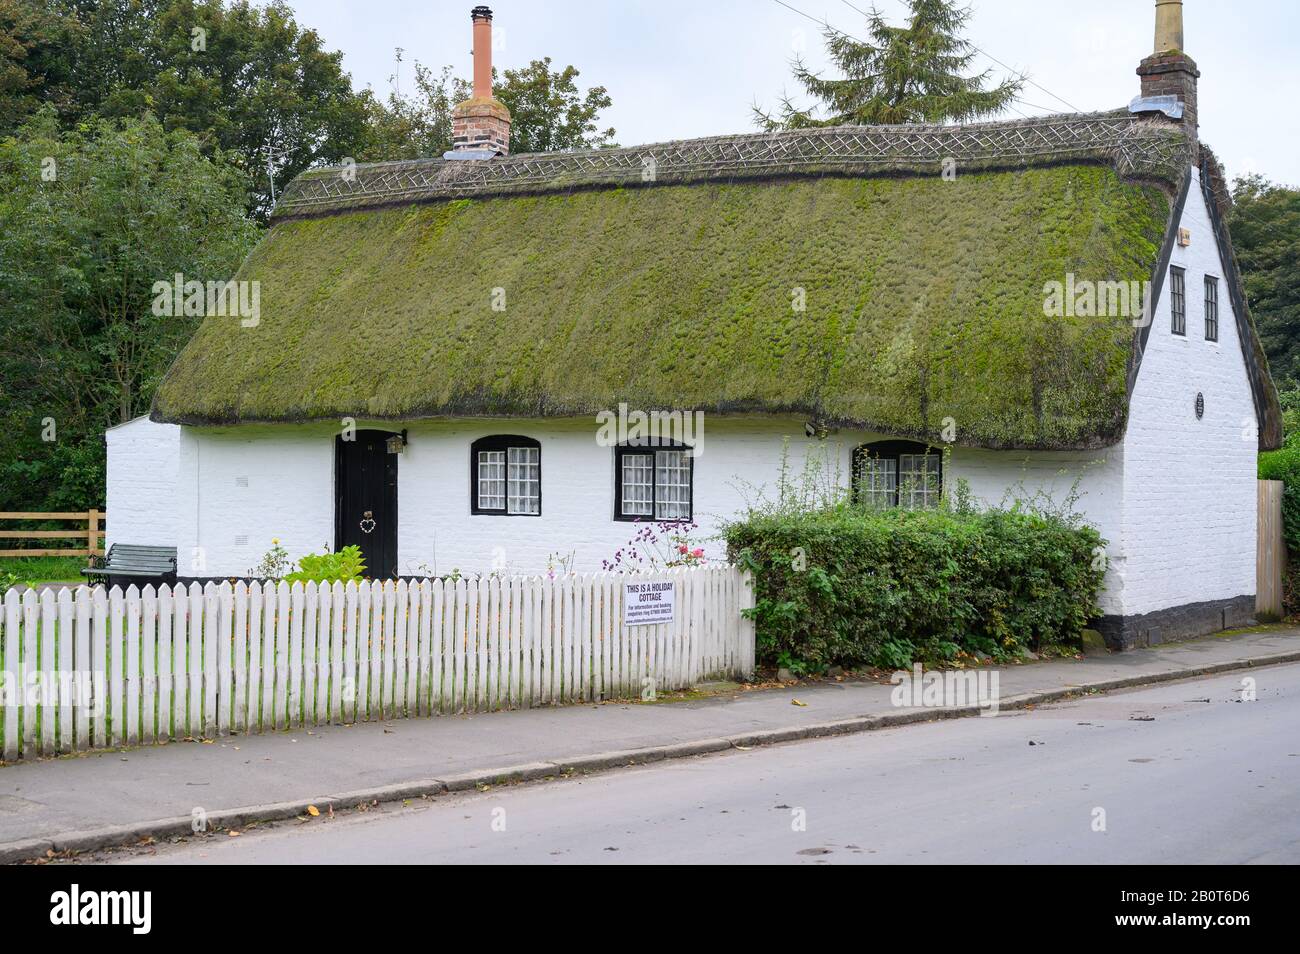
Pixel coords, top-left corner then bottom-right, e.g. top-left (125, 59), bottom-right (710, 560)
top-left (0, 510), bottom-right (106, 559)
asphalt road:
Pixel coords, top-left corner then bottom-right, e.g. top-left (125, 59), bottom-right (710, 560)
top-left (112, 663), bottom-right (1300, 864)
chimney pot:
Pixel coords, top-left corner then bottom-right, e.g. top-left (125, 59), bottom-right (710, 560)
top-left (471, 6), bottom-right (493, 100)
top-left (447, 6), bottom-right (511, 158)
top-left (1154, 0), bottom-right (1184, 53)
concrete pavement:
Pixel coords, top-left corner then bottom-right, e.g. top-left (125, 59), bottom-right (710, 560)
top-left (2, 625), bottom-right (1298, 862)
top-left (113, 664), bottom-right (1300, 864)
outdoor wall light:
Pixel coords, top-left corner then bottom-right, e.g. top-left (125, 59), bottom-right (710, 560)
top-left (386, 430), bottom-right (408, 454)
top-left (804, 420), bottom-right (829, 439)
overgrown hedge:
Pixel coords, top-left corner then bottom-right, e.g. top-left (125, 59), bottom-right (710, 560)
top-left (1258, 447), bottom-right (1300, 617)
top-left (724, 507), bottom-right (1105, 670)
top-left (1259, 447), bottom-right (1300, 550)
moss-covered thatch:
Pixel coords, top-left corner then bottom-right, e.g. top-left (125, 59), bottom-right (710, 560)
top-left (154, 163), bottom-right (1170, 448)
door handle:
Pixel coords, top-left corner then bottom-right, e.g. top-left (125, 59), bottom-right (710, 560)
top-left (360, 510), bottom-right (376, 534)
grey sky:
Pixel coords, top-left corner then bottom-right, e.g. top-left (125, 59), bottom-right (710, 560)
top-left (295, 0), bottom-right (1299, 183)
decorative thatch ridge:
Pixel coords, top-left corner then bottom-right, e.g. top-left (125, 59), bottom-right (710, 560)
top-left (273, 110), bottom-right (1191, 220)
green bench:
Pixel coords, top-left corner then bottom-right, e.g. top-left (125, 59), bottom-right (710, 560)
top-left (83, 544), bottom-right (178, 588)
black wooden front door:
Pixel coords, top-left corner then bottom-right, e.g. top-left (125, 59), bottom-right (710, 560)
top-left (335, 430), bottom-right (398, 579)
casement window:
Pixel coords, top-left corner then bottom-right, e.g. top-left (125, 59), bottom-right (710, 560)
top-left (614, 442), bottom-right (693, 521)
top-left (1170, 266), bottom-right (1186, 336)
top-left (852, 441), bottom-right (942, 510)
top-left (471, 436), bottom-right (540, 515)
top-left (1204, 275), bottom-right (1219, 342)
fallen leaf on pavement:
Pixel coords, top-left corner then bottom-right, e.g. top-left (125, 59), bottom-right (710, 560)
top-left (791, 698), bottom-right (807, 707)
top-left (307, 805), bottom-right (320, 817)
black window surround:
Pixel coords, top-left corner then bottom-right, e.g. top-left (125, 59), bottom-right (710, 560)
top-left (1204, 275), bottom-right (1219, 342)
top-left (470, 435), bottom-right (541, 516)
top-left (613, 439), bottom-right (694, 522)
top-left (851, 440), bottom-right (943, 509)
top-left (1170, 265), bottom-right (1187, 336)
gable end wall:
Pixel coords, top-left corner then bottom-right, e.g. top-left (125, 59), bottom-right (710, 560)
top-left (1107, 168), bottom-right (1258, 645)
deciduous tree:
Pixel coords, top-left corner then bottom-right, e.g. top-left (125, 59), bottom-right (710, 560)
top-left (1230, 174), bottom-right (1300, 388)
top-left (0, 111), bottom-right (257, 508)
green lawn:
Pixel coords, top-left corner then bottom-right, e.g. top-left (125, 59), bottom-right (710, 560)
top-left (1, 555), bottom-right (87, 587)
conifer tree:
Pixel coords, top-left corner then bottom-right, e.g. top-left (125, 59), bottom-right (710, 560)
top-left (756, 0), bottom-right (1023, 128)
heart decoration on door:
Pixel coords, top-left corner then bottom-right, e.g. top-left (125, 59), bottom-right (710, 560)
top-left (360, 510), bottom-right (376, 534)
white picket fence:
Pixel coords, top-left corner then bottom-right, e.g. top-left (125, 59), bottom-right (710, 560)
top-left (0, 566), bottom-right (754, 762)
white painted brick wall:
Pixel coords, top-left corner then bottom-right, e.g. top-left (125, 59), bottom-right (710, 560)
top-left (1116, 170), bottom-right (1257, 616)
top-left (175, 424), bottom-right (333, 577)
top-left (176, 417), bottom-right (841, 576)
top-left (166, 417), bottom-right (1122, 600)
top-left (105, 416), bottom-right (180, 550)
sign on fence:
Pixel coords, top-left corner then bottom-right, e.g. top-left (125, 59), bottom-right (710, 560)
top-left (1, 567), bottom-right (755, 762)
top-left (623, 580), bottom-right (675, 626)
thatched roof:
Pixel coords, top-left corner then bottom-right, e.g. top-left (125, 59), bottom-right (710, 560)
top-left (151, 110), bottom-right (1279, 450)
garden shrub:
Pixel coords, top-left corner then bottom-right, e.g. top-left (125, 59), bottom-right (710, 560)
top-left (284, 545), bottom-right (367, 584)
top-left (1258, 446), bottom-right (1300, 617)
top-left (724, 506), bottom-right (1105, 670)
top-left (1259, 446), bottom-right (1300, 551)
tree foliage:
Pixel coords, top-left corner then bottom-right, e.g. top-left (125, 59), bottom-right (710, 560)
top-left (0, 111), bottom-right (257, 509)
top-left (0, 0), bottom-right (77, 122)
top-left (359, 57), bottom-right (470, 162)
top-left (6, 0), bottom-right (373, 218)
top-left (1229, 173), bottom-right (1300, 386)
top-left (494, 57), bottom-right (615, 154)
top-left (755, 0), bottom-right (1022, 129)
top-left (359, 52), bottom-right (615, 160)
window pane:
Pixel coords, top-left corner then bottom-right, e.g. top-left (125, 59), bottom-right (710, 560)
top-left (621, 454), bottom-right (654, 516)
top-left (1205, 276), bottom-right (1218, 342)
top-left (899, 454), bottom-right (941, 509)
top-left (857, 458), bottom-right (896, 510)
top-left (507, 446), bottom-right (539, 514)
top-left (654, 450), bottom-right (691, 520)
top-left (477, 450), bottom-right (505, 510)
top-left (1171, 267), bottom-right (1186, 335)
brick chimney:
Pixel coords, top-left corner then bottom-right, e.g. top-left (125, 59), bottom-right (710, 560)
top-left (1133, 0), bottom-right (1199, 146)
top-left (447, 6), bottom-right (511, 159)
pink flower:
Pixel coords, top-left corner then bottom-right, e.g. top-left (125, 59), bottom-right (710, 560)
top-left (692, 548), bottom-right (704, 558)
top-left (678, 544), bottom-right (688, 554)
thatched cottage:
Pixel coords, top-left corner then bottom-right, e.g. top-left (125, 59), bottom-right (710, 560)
top-left (114, 2), bottom-right (1280, 648)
